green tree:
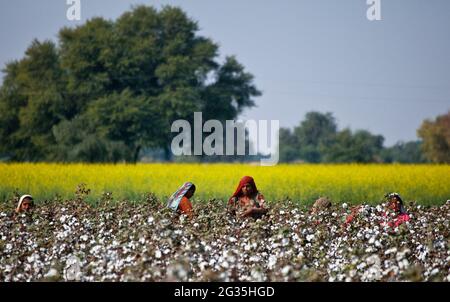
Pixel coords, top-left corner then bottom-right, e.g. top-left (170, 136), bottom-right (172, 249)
top-left (417, 111), bottom-right (450, 163)
top-left (51, 115), bottom-right (131, 163)
top-left (380, 141), bottom-right (426, 163)
top-left (278, 111), bottom-right (389, 163)
top-left (294, 112), bottom-right (337, 162)
top-left (0, 5), bottom-right (260, 162)
top-left (278, 128), bottom-right (300, 162)
top-left (85, 89), bottom-right (162, 162)
top-left (0, 40), bottom-right (65, 160)
top-left (323, 129), bottom-right (384, 163)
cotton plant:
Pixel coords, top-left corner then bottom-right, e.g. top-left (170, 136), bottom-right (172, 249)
top-left (0, 199), bottom-right (448, 281)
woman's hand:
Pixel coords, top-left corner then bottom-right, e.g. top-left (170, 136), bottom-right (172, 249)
top-left (258, 199), bottom-right (265, 208)
top-left (240, 206), bottom-right (268, 218)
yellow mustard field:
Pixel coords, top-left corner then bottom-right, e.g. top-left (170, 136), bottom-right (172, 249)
top-left (0, 163), bottom-right (449, 205)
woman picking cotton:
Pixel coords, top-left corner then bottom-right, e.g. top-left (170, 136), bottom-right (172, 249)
top-left (15, 194), bottom-right (34, 214)
top-left (167, 182), bottom-right (196, 219)
top-left (343, 193), bottom-right (410, 229)
top-left (380, 192), bottom-right (410, 228)
top-left (12, 194), bottom-right (35, 226)
top-left (228, 176), bottom-right (268, 219)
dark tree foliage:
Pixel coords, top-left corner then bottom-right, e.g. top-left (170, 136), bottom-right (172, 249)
top-left (380, 141), bottom-right (427, 163)
top-left (278, 111), bottom-right (427, 163)
top-left (0, 6), bottom-right (260, 162)
top-left (417, 111), bottom-right (450, 163)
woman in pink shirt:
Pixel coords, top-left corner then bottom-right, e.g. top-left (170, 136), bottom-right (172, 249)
top-left (381, 192), bottom-right (410, 228)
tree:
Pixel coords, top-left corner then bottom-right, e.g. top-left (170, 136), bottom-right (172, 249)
top-left (380, 141), bottom-right (426, 163)
top-left (51, 115), bottom-right (131, 163)
top-left (0, 5), bottom-right (260, 162)
top-left (294, 112), bottom-right (337, 162)
top-left (0, 40), bottom-right (65, 161)
top-left (323, 129), bottom-right (384, 163)
top-left (417, 111), bottom-right (450, 163)
top-left (278, 128), bottom-right (300, 162)
top-left (85, 89), bottom-right (162, 162)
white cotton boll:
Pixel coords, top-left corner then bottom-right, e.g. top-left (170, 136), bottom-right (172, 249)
top-left (342, 203), bottom-right (348, 209)
top-left (249, 255), bottom-right (260, 263)
top-left (365, 247), bottom-right (375, 253)
top-left (221, 261), bottom-right (229, 269)
top-left (44, 268), bottom-right (59, 279)
top-left (27, 254), bottom-right (37, 263)
top-left (306, 234), bottom-right (315, 242)
top-left (281, 266), bottom-right (291, 276)
top-left (357, 262), bottom-right (367, 270)
top-left (268, 255), bottom-right (277, 269)
top-left (385, 247), bottom-right (397, 255)
top-left (430, 268), bottom-right (439, 276)
top-left (59, 215), bottom-right (67, 223)
top-left (155, 250), bottom-right (162, 259)
top-left (251, 269), bottom-right (265, 282)
top-left (398, 259), bottom-right (409, 270)
top-left (366, 255), bottom-right (381, 266)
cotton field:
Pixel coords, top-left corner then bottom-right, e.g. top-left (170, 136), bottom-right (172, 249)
top-left (0, 198), bottom-right (448, 282)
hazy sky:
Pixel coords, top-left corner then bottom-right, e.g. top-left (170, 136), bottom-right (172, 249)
top-left (1, 0), bottom-right (449, 146)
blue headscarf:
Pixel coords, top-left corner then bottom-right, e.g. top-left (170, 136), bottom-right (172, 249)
top-left (167, 182), bottom-right (194, 212)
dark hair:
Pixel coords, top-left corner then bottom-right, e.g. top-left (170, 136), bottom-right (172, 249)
top-left (386, 193), bottom-right (406, 214)
top-left (189, 184), bottom-right (196, 192)
top-left (385, 193), bottom-right (403, 204)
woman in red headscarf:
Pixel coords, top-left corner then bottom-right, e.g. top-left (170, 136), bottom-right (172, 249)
top-left (228, 176), bottom-right (268, 219)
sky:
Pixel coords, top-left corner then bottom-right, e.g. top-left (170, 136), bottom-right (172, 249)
top-left (0, 0), bottom-right (449, 146)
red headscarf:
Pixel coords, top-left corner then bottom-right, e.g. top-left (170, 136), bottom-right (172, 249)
top-left (229, 176), bottom-right (258, 204)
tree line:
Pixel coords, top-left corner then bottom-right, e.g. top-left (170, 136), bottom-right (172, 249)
top-left (279, 111), bottom-right (449, 163)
